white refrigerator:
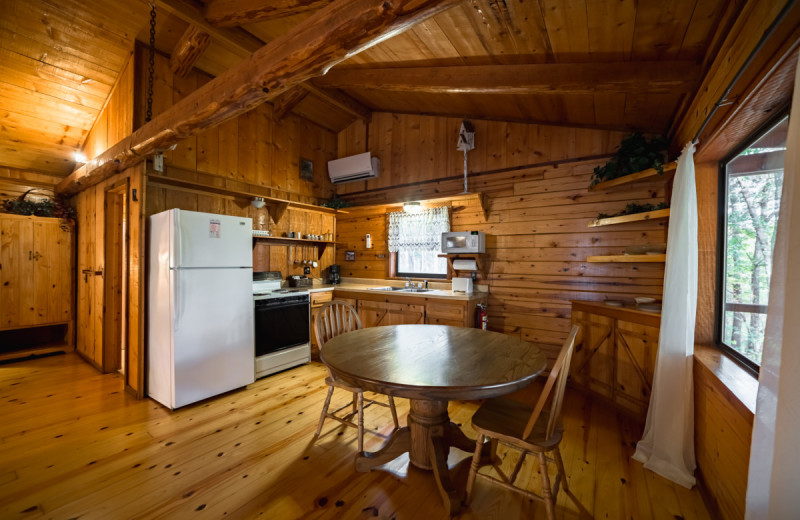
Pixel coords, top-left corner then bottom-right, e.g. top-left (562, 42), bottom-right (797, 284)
top-left (148, 209), bottom-right (255, 409)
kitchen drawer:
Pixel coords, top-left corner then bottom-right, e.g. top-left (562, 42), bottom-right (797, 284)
top-left (425, 301), bottom-right (466, 322)
top-left (311, 291), bottom-right (333, 306)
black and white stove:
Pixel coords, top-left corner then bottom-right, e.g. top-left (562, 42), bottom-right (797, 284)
top-left (252, 272), bottom-right (310, 378)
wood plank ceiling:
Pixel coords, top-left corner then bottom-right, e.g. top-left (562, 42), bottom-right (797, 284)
top-left (1, 0), bottom-right (730, 178)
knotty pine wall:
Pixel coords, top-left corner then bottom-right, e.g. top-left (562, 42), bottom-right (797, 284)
top-left (136, 45), bottom-right (338, 279)
top-left (335, 113), bottom-right (668, 362)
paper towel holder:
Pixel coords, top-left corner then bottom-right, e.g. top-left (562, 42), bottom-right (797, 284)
top-left (438, 253), bottom-right (485, 280)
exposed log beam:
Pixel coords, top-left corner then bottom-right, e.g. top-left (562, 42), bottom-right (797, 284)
top-left (313, 61), bottom-right (702, 94)
top-left (272, 88), bottom-right (310, 119)
top-left (302, 84), bottom-right (371, 120)
top-left (157, 0), bottom-right (263, 57)
top-left (56, 0), bottom-right (458, 196)
top-left (170, 25), bottom-right (212, 78)
top-left (205, 0), bottom-right (333, 28)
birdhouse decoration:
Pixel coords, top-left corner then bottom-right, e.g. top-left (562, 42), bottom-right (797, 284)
top-left (457, 119), bottom-right (475, 152)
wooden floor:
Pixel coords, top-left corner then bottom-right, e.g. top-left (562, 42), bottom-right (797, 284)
top-left (0, 353), bottom-right (712, 519)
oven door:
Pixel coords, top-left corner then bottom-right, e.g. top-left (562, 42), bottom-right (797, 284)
top-left (254, 297), bottom-right (310, 357)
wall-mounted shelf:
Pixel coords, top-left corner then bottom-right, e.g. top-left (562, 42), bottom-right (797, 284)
top-left (253, 236), bottom-right (337, 256)
top-left (588, 161), bottom-right (677, 192)
top-left (146, 165), bottom-right (343, 222)
top-left (589, 208), bottom-right (670, 228)
top-left (438, 253), bottom-right (486, 279)
top-left (586, 254), bottom-right (666, 263)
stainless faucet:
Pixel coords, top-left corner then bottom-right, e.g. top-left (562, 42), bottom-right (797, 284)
top-left (405, 277), bottom-right (412, 288)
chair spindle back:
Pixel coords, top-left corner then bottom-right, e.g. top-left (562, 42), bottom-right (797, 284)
top-left (314, 300), bottom-right (362, 349)
top-left (522, 325), bottom-right (580, 441)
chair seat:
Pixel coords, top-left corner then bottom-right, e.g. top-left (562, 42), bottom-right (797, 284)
top-left (471, 396), bottom-right (563, 451)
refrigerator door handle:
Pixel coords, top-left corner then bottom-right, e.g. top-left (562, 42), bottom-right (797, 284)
top-left (174, 269), bottom-right (183, 330)
top-left (174, 210), bottom-right (182, 267)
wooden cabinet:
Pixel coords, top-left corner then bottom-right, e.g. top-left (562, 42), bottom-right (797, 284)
top-left (425, 300), bottom-right (468, 327)
top-left (0, 214), bottom-right (73, 336)
top-left (310, 290), bottom-right (334, 358)
top-left (333, 289), bottom-right (486, 330)
top-left (358, 300), bottom-right (425, 328)
top-left (570, 301), bottom-right (660, 419)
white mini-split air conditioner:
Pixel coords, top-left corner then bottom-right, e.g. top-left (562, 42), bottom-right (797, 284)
top-left (327, 152), bottom-right (380, 184)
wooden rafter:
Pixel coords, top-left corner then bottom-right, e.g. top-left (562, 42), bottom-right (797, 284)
top-left (157, 0), bottom-right (264, 57)
top-left (205, 0), bottom-right (333, 28)
top-left (169, 25), bottom-right (212, 78)
top-left (302, 84), bottom-right (371, 120)
top-left (313, 61), bottom-right (702, 95)
top-left (56, 0), bottom-right (459, 197)
top-left (272, 88), bottom-right (310, 119)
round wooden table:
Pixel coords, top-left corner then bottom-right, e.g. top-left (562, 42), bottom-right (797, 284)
top-left (320, 324), bottom-right (546, 514)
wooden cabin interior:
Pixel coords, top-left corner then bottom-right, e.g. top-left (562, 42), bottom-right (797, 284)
top-left (1, 0), bottom-right (798, 518)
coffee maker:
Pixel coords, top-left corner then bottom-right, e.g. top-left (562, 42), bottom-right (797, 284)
top-left (328, 264), bottom-right (340, 285)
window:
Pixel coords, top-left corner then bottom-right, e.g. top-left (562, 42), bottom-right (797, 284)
top-left (718, 115), bottom-right (787, 368)
top-left (388, 206), bottom-right (449, 278)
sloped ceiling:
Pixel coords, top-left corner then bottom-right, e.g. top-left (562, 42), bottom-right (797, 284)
top-left (1, 0), bottom-right (732, 177)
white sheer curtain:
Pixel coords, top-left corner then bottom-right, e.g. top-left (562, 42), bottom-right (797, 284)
top-left (632, 141), bottom-right (698, 488)
top-left (745, 55), bottom-right (800, 518)
top-left (387, 207), bottom-right (449, 252)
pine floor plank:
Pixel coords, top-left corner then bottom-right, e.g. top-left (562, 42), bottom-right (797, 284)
top-left (0, 353), bottom-right (712, 519)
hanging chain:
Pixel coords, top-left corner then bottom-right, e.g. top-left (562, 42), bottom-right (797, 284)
top-left (146, 3), bottom-right (156, 123)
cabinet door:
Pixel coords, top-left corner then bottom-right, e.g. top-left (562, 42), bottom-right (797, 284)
top-left (570, 310), bottom-right (614, 399)
top-left (32, 220), bottom-right (73, 325)
top-left (0, 217), bottom-right (34, 328)
top-left (425, 300), bottom-right (467, 327)
top-left (358, 300), bottom-right (424, 328)
top-left (615, 320), bottom-right (659, 416)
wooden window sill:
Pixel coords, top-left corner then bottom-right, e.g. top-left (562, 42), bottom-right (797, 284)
top-left (694, 344), bottom-right (758, 416)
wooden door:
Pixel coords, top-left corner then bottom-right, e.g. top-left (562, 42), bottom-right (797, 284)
top-left (425, 301), bottom-right (467, 327)
top-left (76, 188), bottom-right (101, 367)
top-left (0, 215), bottom-right (34, 328)
top-left (32, 219), bottom-right (73, 326)
top-left (358, 300), bottom-right (425, 328)
top-left (103, 186), bottom-right (126, 373)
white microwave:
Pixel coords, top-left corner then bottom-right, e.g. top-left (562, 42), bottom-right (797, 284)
top-left (441, 231), bottom-right (485, 254)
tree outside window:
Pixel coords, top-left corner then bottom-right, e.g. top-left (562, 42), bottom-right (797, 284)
top-left (720, 116), bottom-right (787, 367)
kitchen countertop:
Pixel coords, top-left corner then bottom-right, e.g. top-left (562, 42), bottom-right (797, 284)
top-left (305, 279), bottom-right (488, 301)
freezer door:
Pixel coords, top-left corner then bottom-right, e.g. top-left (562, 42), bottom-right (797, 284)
top-left (171, 210), bottom-right (253, 268)
top-left (171, 267), bottom-right (255, 408)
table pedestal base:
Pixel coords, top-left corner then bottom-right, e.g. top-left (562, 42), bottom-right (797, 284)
top-left (355, 399), bottom-right (489, 515)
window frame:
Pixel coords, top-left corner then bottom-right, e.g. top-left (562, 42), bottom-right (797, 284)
top-left (714, 110), bottom-right (788, 374)
top-left (391, 250), bottom-right (450, 280)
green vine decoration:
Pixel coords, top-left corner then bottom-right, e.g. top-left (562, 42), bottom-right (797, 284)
top-left (597, 202), bottom-right (669, 220)
top-left (320, 195), bottom-right (352, 209)
top-left (591, 132), bottom-right (669, 187)
top-left (2, 190), bottom-right (76, 221)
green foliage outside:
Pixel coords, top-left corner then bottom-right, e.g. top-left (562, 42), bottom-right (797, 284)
top-left (722, 162), bottom-right (783, 365)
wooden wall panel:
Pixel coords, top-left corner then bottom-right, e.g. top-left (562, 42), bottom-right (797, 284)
top-left (137, 46), bottom-right (339, 280)
top-left (82, 54), bottom-right (134, 162)
top-left (335, 113), bottom-right (668, 360)
top-left (694, 350), bottom-right (755, 520)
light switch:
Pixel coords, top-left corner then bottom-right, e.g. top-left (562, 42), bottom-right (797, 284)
top-left (366, 233), bottom-right (372, 249)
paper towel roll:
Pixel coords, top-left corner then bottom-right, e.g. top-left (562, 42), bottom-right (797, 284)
top-left (452, 259), bottom-right (478, 271)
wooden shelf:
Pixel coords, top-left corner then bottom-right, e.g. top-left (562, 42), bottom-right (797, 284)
top-left (438, 253), bottom-right (486, 279)
top-left (586, 254), bottom-right (666, 263)
top-left (146, 166), bottom-right (342, 222)
top-left (589, 208), bottom-right (670, 227)
top-left (588, 161), bottom-right (677, 192)
top-left (253, 236), bottom-right (337, 256)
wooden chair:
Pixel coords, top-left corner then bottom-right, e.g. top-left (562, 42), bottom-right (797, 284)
top-left (465, 325), bottom-right (582, 520)
top-left (313, 300), bottom-right (399, 451)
